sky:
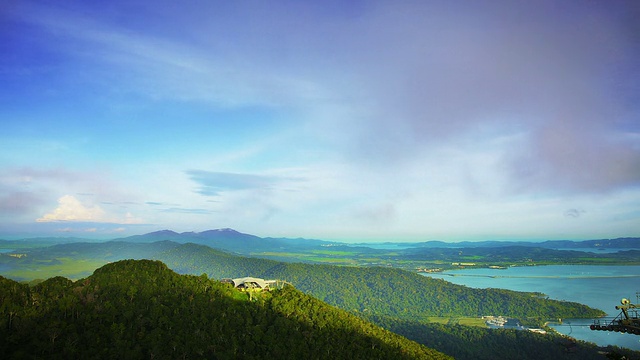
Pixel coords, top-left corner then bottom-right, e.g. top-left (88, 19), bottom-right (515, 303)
top-left (1, 1), bottom-right (639, 241)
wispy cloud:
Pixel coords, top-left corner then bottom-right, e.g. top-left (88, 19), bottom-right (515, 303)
top-left (306, 1), bottom-right (640, 195)
top-left (0, 190), bottom-right (43, 216)
top-left (186, 170), bottom-right (302, 196)
top-left (0, 168), bottom-right (86, 218)
top-left (0, 166), bottom-right (137, 220)
top-left (160, 207), bottom-right (214, 215)
top-left (564, 209), bottom-right (585, 218)
top-left (14, 2), bottom-right (329, 109)
top-left (2, 1), bottom-right (639, 240)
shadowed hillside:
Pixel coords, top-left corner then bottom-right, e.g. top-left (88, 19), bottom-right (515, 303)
top-left (0, 260), bottom-right (449, 359)
top-left (3, 242), bottom-right (637, 359)
top-left (155, 243), bottom-right (606, 322)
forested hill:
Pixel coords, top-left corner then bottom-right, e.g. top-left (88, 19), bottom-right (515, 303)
top-left (155, 243), bottom-right (605, 322)
top-left (3, 257), bottom-right (635, 360)
top-left (1, 240), bottom-right (605, 323)
top-left (119, 228), bottom-right (334, 252)
top-left (0, 259), bottom-right (449, 360)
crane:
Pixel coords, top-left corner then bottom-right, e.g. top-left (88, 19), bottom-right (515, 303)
top-left (590, 294), bottom-right (640, 335)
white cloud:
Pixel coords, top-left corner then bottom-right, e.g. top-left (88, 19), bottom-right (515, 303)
top-left (5, 1), bottom-right (638, 240)
top-left (36, 195), bottom-right (143, 224)
top-left (123, 212), bottom-right (144, 224)
top-left (37, 195), bottom-right (105, 222)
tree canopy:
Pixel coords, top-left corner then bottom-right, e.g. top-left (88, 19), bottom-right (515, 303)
top-left (0, 259), bottom-right (449, 360)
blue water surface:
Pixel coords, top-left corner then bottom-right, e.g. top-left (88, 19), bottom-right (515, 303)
top-left (421, 265), bottom-right (640, 351)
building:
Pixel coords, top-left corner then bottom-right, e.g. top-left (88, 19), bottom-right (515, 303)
top-left (222, 277), bottom-right (277, 290)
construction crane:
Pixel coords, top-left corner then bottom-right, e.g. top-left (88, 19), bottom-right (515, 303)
top-left (590, 293), bottom-right (640, 335)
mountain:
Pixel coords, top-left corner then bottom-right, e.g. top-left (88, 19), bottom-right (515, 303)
top-left (23, 240), bottom-right (181, 260)
top-left (119, 228), bottom-right (335, 253)
top-left (5, 229), bottom-right (638, 255)
top-left (2, 258), bottom-right (635, 360)
top-left (403, 238), bottom-right (640, 249)
top-left (153, 243), bottom-right (605, 322)
top-left (1, 240), bottom-right (607, 322)
top-left (2, 241), bottom-right (636, 359)
top-left (0, 259), bottom-right (450, 359)
top-left (0, 240), bottom-right (183, 282)
top-left (121, 229), bottom-right (189, 242)
top-left (119, 230), bottom-right (640, 256)
top-left (0, 237), bottom-right (97, 248)
top-left (539, 237), bottom-right (640, 249)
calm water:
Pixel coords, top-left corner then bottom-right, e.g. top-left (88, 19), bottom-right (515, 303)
top-left (347, 243), bottom-right (414, 250)
top-left (421, 265), bottom-right (640, 351)
top-left (553, 247), bottom-right (640, 254)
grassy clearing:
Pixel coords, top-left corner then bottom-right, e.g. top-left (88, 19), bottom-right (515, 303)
top-left (425, 317), bottom-right (450, 324)
top-left (457, 317), bottom-right (488, 326)
top-left (309, 249), bottom-right (358, 256)
top-left (1, 257), bottom-right (107, 282)
top-left (304, 256), bottom-right (358, 264)
top-left (425, 317), bottom-right (488, 327)
top-left (255, 252), bottom-right (302, 257)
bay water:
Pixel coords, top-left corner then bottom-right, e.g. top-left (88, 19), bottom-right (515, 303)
top-left (421, 265), bottom-right (640, 351)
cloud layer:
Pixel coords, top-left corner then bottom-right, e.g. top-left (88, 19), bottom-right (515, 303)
top-left (1, 1), bottom-right (639, 239)
top-left (328, 1), bottom-right (640, 195)
top-left (186, 170), bottom-right (302, 196)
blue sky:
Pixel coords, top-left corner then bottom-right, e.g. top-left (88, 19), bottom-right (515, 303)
top-left (1, 1), bottom-right (639, 241)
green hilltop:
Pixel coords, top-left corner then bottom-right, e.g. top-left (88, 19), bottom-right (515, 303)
top-left (1, 259), bottom-right (449, 359)
top-left (157, 243), bottom-right (605, 322)
top-left (2, 240), bottom-right (640, 359)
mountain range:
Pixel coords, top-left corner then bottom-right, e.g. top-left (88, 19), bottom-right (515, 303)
top-left (2, 231), bottom-right (639, 359)
top-left (117, 228), bottom-right (334, 253)
top-left (3, 228), bottom-right (639, 254)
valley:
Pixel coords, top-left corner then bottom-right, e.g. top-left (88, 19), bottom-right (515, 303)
top-left (1, 229), bottom-right (640, 359)
top-left (2, 230), bottom-right (639, 281)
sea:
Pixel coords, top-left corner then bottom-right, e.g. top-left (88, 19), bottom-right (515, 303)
top-left (420, 265), bottom-right (640, 351)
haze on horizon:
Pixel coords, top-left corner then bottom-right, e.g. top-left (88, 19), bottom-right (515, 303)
top-left (1, 1), bottom-right (639, 242)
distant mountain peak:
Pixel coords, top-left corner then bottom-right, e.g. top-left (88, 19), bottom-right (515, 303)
top-left (212, 228), bottom-right (237, 233)
top-left (120, 228), bottom-right (333, 252)
top-left (147, 230), bottom-right (180, 236)
top-left (199, 228), bottom-right (243, 235)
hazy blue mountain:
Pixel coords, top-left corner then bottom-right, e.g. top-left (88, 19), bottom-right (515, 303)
top-left (400, 238), bottom-right (640, 249)
top-left (120, 229), bottom-right (189, 242)
top-left (538, 237), bottom-right (640, 249)
top-left (0, 237), bottom-right (97, 249)
top-left (4, 228), bottom-right (639, 254)
top-left (118, 228), bottom-right (336, 253)
top-left (24, 240), bottom-right (182, 260)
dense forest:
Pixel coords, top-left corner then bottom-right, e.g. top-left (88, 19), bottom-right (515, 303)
top-left (2, 260), bottom-right (637, 359)
top-left (1, 260), bottom-right (449, 359)
top-left (3, 240), bottom-right (609, 325)
top-left (363, 314), bottom-right (640, 360)
top-left (401, 246), bottom-right (640, 265)
top-left (156, 244), bottom-right (606, 323)
top-left (5, 240), bottom-right (639, 359)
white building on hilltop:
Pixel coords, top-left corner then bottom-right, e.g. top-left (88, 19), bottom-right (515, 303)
top-left (222, 277), bottom-right (277, 290)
